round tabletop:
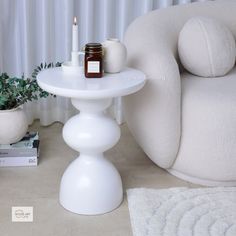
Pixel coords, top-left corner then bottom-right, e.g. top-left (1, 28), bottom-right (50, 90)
top-left (37, 67), bottom-right (146, 99)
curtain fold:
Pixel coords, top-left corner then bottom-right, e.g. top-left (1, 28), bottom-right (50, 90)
top-left (0, 0), bottom-right (209, 125)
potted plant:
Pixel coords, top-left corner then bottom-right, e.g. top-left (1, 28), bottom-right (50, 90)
top-left (0, 62), bottom-right (61, 144)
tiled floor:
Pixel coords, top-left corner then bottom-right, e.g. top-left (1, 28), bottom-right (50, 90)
top-left (0, 121), bottom-right (194, 236)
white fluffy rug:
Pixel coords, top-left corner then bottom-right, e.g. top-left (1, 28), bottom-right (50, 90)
top-left (127, 187), bottom-right (236, 236)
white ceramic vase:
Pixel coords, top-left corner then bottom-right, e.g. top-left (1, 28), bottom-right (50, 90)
top-left (0, 107), bottom-right (28, 144)
top-left (102, 38), bottom-right (127, 73)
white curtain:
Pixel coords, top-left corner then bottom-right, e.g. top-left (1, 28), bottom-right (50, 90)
top-left (0, 0), bottom-right (209, 126)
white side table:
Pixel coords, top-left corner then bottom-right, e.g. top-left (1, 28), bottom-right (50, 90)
top-left (37, 68), bottom-right (146, 215)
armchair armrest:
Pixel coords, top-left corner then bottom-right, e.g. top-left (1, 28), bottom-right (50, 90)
top-left (124, 18), bottom-right (181, 168)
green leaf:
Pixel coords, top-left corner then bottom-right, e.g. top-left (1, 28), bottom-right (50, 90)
top-left (0, 62), bottom-right (59, 110)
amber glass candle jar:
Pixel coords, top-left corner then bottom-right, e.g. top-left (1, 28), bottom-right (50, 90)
top-left (84, 43), bottom-right (103, 78)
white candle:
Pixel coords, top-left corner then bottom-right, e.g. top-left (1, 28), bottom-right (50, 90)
top-left (72, 17), bottom-right (78, 52)
top-left (71, 16), bottom-right (79, 66)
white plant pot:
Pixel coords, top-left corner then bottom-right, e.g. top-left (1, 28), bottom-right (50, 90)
top-left (102, 38), bottom-right (127, 73)
top-left (0, 107), bottom-right (28, 144)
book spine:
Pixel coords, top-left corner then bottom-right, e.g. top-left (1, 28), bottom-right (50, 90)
top-left (0, 148), bottom-right (38, 157)
top-left (0, 156), bottom-right (38, 167)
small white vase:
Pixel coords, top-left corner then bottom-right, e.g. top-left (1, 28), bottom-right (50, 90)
top-left (102, 38), bottom-right (127, 73)
top-left (0, 107), bottom-right (28, 144)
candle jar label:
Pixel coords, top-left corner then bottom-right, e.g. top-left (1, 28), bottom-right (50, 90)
top-left (88, 61), bottom-right (100, 73)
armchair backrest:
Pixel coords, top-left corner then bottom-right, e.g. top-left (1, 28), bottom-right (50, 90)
top-left (125, 0), bottom-right (236, 74)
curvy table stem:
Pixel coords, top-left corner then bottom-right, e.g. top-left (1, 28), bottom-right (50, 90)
top-left (60, 97), bottom-right (123, 215)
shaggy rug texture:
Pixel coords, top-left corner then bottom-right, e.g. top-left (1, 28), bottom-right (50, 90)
top-left (127, 187), bottom-right (236, 236)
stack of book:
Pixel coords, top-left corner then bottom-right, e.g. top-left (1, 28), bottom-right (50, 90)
top-left (0, 132), bottom-right (39, 167)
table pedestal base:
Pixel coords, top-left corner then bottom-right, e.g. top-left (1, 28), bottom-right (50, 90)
top-left (60, 98), bottom-right (123, 215)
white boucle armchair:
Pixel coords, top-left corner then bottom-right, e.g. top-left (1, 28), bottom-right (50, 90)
top-left (123, 0), bottom-right (236, 186)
